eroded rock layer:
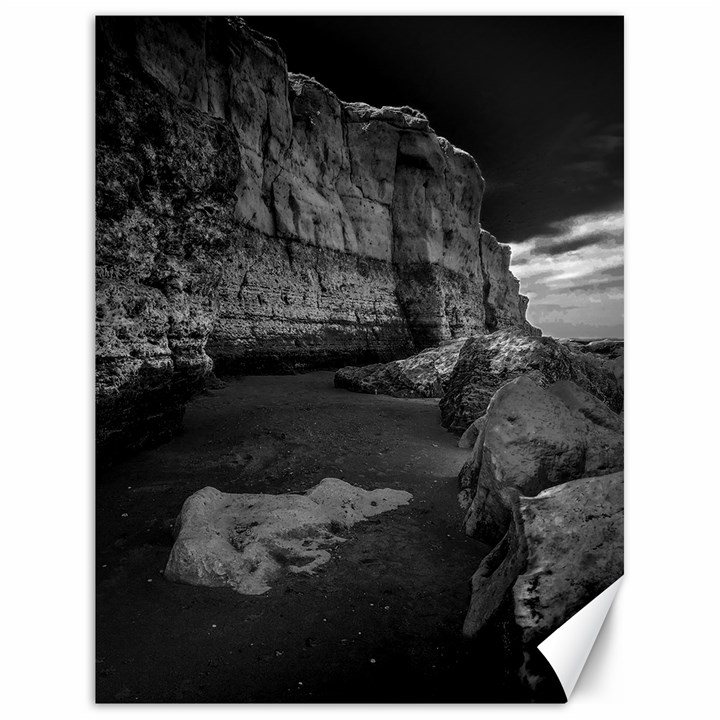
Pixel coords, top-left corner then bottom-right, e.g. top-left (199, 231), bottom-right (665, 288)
top-left (96, 17), bottom-right (535, 463)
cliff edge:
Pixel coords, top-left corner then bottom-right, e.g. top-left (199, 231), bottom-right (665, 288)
top-left (96, 17), bottom-right (537, 465)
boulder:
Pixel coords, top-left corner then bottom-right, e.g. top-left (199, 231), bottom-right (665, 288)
top-left (439, 329), bottom-right (623, 433)
top-left (463, 472), bottom-right (624, 645)
top-left (164, 478), bottom-right (412, 594)
top-left (557, 338), bottom-right (625, 392)
top-left (582, 345), bottom-right (624, 393)
top-left (461, 376), bottom-right (623, 545)
top-left (334, 338), bottom-right (467, 398)
top-left (578, 339), bottom-right (624, 359)
top-left (513, 472), bottom-right (624, 645)
top-left (547, 379), bottom-right (623, 433)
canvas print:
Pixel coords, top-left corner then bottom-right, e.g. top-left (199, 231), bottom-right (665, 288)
top-left (96, 15), bottom-right (623, 703)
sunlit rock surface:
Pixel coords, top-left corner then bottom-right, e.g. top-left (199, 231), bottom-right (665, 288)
top-left (439, 329), bottom-right (623, 433)
top-left (165, 478), bottom-right (412, 594)
top-left (459, 376), bottom-right (623, 545)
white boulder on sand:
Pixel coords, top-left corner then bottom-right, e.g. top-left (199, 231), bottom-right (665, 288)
top-left (164, 479), bottom-right (412, 594)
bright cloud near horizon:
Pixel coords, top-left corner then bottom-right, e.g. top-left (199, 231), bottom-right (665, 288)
top-left (509, 210), bottom-right (624, 339)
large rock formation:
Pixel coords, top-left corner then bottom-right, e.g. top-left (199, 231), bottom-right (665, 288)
top-left (458, 377), bottom-right (623, 656)
top-left (511, 473), bottom-right (623, 646)
top-left (439, 329), bottom-right (623, 433)
top-left (334, 338), bottom-right (467, 398)
top-left (96, 17), bottom-right (535, 464)
top-left (458, 376), bottom-right (623, 545)
top-left (164, 478), bottom-right (412, 594)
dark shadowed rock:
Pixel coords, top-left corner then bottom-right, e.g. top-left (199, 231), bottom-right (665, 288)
top-left (462, 496), bottom-right (527, 637)
top-left (334, 338), bottom-right (467, 398)
top-left (461, 376), bottom-right (623, 545)
top-left (463, 472), bottom-right (623, 645)
top-left (457, 413), bottom-right (489, 509)
top-left (439, 329), bottom-right (623, 433)
top-left (458, 414), bottom-right (486, 449)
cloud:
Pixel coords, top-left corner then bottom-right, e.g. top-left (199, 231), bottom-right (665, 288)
top-left (571, 276), bottom-right (624, 293)
top-left (528, 302), bottom-right (580, 312)
top-left (546, 117), bottom-right (624, 195)
top-left (508, 209), bottom-right (624, 337)
top-left (482, 117), bottom-right (623, 246)
top-left (601, 264), bottom-right (624, 278)
top-left (540, 229), bottom-right (621, 256)
top-left (513, 210), bottom-right (623, 255)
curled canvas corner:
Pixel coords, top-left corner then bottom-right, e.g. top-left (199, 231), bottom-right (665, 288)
top-left (537, 576), bottom-right (623, 698)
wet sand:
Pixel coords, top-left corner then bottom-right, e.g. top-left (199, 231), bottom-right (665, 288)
top-left (96, 371), bottom-right (547, 702)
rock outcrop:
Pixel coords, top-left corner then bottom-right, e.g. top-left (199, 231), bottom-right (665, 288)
top-left (334, 338), bottom-right (467, 398)
top-left (164, 478), bottom-right (412, 594)
top-left (558, 338), bottom-right (624, 359)
top-left (462, 472), bottom-right (623, 643)
top-left (439, 329), bottom-right (623, 433)
top-left (511, 473), bottom-right (623, 645)
top-left (458, 378), bottom-right (623, 655)
top-left (558, 338), bottom-right (625, 394)
top-left (96, 17), bottom-right (535, 464)
top-left (458, 376), bottom-right (623, 545)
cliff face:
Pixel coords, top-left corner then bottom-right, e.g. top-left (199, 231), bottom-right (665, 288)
top-left (96, 17), bottom-right (536, 463)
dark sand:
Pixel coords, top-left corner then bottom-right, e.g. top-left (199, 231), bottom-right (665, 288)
top-left (96, 372), bottom-right (557, 702)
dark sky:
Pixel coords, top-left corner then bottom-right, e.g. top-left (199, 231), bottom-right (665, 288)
top-left (247, 16), bottom-right (624, 338)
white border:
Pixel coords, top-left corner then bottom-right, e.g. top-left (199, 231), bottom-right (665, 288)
top-left (3, 0), bottom-right (719, 716)
top-left (538, 578), bottom-right (623, 698)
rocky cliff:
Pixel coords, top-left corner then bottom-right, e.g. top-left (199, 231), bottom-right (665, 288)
top-left (96, 17), bottom-right (536, 464)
